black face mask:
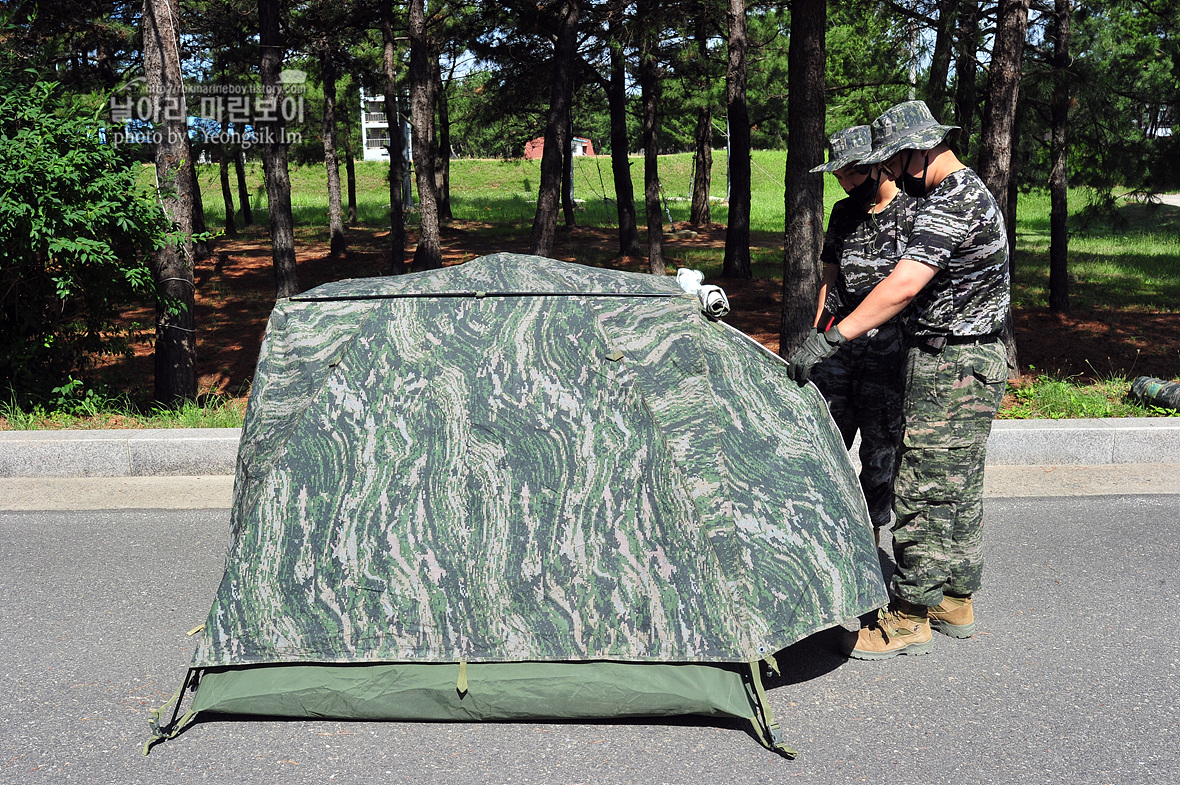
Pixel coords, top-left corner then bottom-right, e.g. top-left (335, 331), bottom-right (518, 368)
top-left (846, 171), bottom-right (880, 207)
top-left (900, 150), bottom-right (931, 198)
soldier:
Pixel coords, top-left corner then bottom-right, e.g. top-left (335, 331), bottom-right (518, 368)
top-left (787, 100), bottom-right (1010, 660)
top-left (807, 125), bottom-right (918, 544)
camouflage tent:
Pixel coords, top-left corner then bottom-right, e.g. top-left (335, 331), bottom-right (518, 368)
top-left (147, 253), bottom-right (887, 754)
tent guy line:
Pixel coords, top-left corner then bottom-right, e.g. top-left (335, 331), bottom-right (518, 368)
top-left (289, 290), bottom-right (686, 302)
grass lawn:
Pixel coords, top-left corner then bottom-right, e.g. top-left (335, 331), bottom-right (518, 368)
top-left (202, 153), bottom-right (1180, 422)
top-left (200, 152), bottom-right (806, 237)
top-left (198, 154), bottom-right (1180, 309)
top-left (3, 152), bottom-right (1175, 428)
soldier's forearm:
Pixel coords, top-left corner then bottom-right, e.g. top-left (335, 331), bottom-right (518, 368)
top-left (836, 258), bottom-right (937, 340)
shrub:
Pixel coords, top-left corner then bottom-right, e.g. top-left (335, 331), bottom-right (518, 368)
top-left (0, 72), bottom-right (171, 400)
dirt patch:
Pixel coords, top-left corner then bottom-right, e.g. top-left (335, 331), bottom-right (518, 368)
top-left (97, 220), bottom-right (1180, 409)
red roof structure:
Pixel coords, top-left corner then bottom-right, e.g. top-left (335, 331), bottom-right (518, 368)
top-left (523, 136), bottom-right (595, 159)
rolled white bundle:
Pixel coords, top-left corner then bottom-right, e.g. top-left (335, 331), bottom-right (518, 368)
top-left (675, 268), bottom-right (731, 318)
top-left (698, 284), bottom-right (731, 318)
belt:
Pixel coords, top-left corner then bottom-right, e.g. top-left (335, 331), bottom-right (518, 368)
top-left (915, 333), bottom-right (1000, 352)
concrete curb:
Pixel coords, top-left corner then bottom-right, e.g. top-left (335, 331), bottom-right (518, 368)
top-left (0, 428), bottom-right (241, 478)
top-left (987, 418), bottom-right (1180, 465)
top-left (0, 418), bottom-right (1177, 478)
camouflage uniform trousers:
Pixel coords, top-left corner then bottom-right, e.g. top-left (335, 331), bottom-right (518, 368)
top-left (811, 321), bottom-right (905, 530)
top-left (890, 338), bottom-right (1007, 607)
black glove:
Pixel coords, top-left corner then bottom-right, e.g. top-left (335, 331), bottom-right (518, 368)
top-left (787, 325), bottom-right (848, 386)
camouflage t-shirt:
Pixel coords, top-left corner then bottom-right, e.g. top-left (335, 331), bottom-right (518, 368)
top-left (902, 168), bottom-right (1010, 337)
top-left (821, 192), bottom-right (920, 319)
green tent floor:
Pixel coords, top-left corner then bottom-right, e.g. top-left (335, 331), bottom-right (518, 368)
top-left (147, 660), bottom-right (795, 756)
top-left (191, 661), bottom-right (755, 722)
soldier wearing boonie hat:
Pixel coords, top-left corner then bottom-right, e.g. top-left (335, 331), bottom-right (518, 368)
top-left (787, 100), bottom-right (1010, 662)
top-left (809, 125), bottom-right (872, 173)
top-left (858, 101), bottom-right (961, 169)
top-left (805, 125), bottom-right (917, 543)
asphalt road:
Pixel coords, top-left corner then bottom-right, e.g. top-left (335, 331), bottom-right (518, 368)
top-left (2, 496), bottom-right (1178, 785)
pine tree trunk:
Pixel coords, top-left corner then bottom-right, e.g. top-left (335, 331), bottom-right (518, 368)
top-left (435, 59), bottom-right (453, 222)
top-left (689, 11), bottom-right (713, 228)
top-left (381, 0), bottom-right (406, 274)
top-left (977, 0), bottom-right (1028, 377)
top-left (530, 0), bottom-right (579, 257)
top-left (409, 0), bottom-right (442, 271)
top-left (1006, 156), bottom-right (1019, 267)
top-left (1048, 0), bottom-right (1071, 313)
top-left (336, 75), bottom-right (358, 226)
top-left (218, 148), bottom-right (237, 238)
top-left (690, 107), bottom-right (713, 227)
top-left (608, 26), bottom-right (641, 257)
top-left (234, 144), bottom-right (253, 225)
top-left (259, 0), bottom-right (299, 297)
top-left (562, 107), bottom-right (577, 227)
top-left (722, 0), bottom-right (750, 278)
top-left (977, 0), bottom-right (1029, 208)
top-left (189, 158), bottom-right (210, 261)
top-left (925, 0), bottom-right (958, 118)
top-left (321, 45), bottom-right (346, 257)
top-left (780, 0), bottom-right (826, 356)
top-left (953, 0), bottom-right (980, 157)
top-left (639, 0), bottom-right (665, 275)
top-left (143, 0), bottom-right (196, 403)
top-left (345, 146), bottom-right (358, 225)
top-left (96, 39), bottom-right (116, 87)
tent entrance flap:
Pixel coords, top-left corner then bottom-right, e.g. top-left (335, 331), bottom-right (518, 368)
top-left (189, 661), bottom-right (760, 724)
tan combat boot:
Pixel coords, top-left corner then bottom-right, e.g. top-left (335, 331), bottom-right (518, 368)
top-left (929, 595), bottom-right (975, 638)
top-left (845, 599), bottom-right (933, 660)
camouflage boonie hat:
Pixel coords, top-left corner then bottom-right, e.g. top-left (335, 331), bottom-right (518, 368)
top-left (859, 101), bottom-right (960, 165)
top-left (810, 125), bottom-right (872, 173)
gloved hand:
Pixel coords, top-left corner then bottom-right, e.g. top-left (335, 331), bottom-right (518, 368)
top-left (787, 325), bottom-right (848, 385)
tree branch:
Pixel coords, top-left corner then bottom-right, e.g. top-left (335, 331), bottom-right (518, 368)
top-left (826, 78), bottom-right (914, 94)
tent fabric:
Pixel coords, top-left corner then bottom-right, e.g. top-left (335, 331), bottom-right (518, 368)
top-left (153, 253), bottom-right (887, 752)
top-left (196, 253), bottom-right (884, 669)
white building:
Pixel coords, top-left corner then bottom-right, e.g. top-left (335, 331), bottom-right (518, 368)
top-left (360, 88), bottom-right (414, 204)
top-left (360, 89), bottom-right (413, 163)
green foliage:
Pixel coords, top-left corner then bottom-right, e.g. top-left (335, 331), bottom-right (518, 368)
top-left (1, 2), bottom-right (139, 94)
top-left (284, 76), bottom-right (331, 166)
top-left (0, 72), bottom-right (171, 401)
top-left (1045, 0), bottom-right (1180, 201)
top-left (450, 1), bottom-right (555, 158)
top-left (745, 5), bottom-right (791, 149)
top-left (0, 387), bottom-right (247, 430)
top-left (447, 1), bottom-right (920, 158)
top-left (448, 70), bottom-right (547, 158)
top-left (823, 0), bottom-right (913, 135)
top-left (999, 374), bottom-right (1178, 419)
